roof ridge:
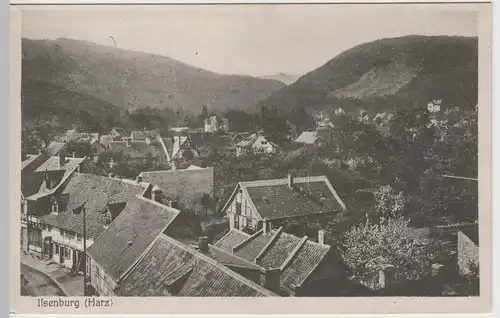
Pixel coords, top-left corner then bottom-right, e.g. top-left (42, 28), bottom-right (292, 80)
top-left (254, 227), bottom-right (283, 263)
top-left (215, 229), bottom-right (251, 248)
top-left (209, 244), bottom-right (265, 271)
top-left (133, 195), bottom-right (181, 215)
top-left (239, 175), bottom-right (328, 187)
top-left (159, 234), bottom-right (277, 296)
top-left (279, 236), bottom-right (308, 271)
top-left (232, 229), bottom-right (264, 253)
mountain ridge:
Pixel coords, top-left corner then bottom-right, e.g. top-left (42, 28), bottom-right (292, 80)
top-left (22, 37), bottom-right (286, 115)
top-left (258, 35), bottom-right (478, 116)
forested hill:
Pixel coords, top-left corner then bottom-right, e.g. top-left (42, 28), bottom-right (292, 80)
top-left (22, 37), bottom-right (285, 114)
top-left (258, 35), bottom-right (478, 116)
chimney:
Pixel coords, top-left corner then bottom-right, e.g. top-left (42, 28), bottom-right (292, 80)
top-left (318, 230), bottom-right (327, 246)
top-left (125, 139), bottom-right (131, 147)
top-left (59, 152), bottom-right (65, 167)
top-left (287, 173), bottom-right (294, 189)
top-left (198, 236), bottom-right (209, 253)
top-left (72, 152), bottom-right (76, 158)
top-left (260, 268), bottom-right (281, 294)
top-left (152, 186), bottom-right (161, 202)
top-left (136, 175), bottom-right (143, 183)
top-left (171, 162), bottom-right (177, 171)
top-left (262, 219), bottom-right (272, 234)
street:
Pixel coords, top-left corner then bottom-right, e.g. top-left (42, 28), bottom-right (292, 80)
top-left (21, 263), bottom-right (64, 296)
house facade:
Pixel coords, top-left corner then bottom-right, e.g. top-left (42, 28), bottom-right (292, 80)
top-left (235, 133), bottom-right (279, 157)
top-left (222, 174), bottom-right (347, 232)
top-left (26, 173), bottom-right (152, 270)
top-left (21, 154), bottom-right (93, 257)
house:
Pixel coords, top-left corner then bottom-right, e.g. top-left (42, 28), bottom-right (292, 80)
top-left (188, 131), bottom-right (236, 155)
top-left (235, 133), bottom-right (279, 157)
top-left (212, 227), bottom-right (349, 296)
top-left (221, 174), bottom-right (347, 232)
top-left (293, 131), bottom-right (319, 147)
top-left (138, 166), bottom-right (215, 216)
top-left (457, 224), bottom-right (479, 276)
top-left (204, 116), bottom-right (229, 133)
top-left (99, 135), bottom-right (114, 148)
top-left (87, 195), bottom-right (199, 296)
top-left (162, 132), bottom-right (199, 162)
top-left (105, 139), bottom-right (169, 163)
top-left (231, 132), bottom-right (252, 145)
top-left (113, 234), bottom-right (277, 297)
top-left (46, 142), bottom-right (67, 156)
top-left (30, 173), bottom-right (152, 270)
top-left (109, 127), bottom-right (129, 140)
top-left (21, 154), bottom-right (94, 256)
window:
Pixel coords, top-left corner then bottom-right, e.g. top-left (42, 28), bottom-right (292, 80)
top-left (236, 202), bottom-right (242, 215)
top-left (52, 202), bottom-right (58, 214)
top-left (47, 226), bottom-right (52, 231)
top-left (64, 247), bottom-right (71, 260)
top-left (77, 234), bottom-right (82, 242)
top-left (59, 229), bottom-right (64, 236)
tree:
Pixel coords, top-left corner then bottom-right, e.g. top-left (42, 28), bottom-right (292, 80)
top-left (340, 217), bottom-right (434, 284)
top-left (372, 185), bottom-right (405, 221)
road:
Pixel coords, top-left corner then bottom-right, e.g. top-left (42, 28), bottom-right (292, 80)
top-left (21, 263), bottom-right (64, 296)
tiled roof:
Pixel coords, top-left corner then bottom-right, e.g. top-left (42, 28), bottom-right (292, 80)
top-left (46, 142), bottom-right (66, 156)
top-left (21, 153), bottom-right (50, 197)
top-left (188, 132), bottom-right (235, 150)
top-left (87, 196), bottom-right (180, 281)
top-left (22, 154), bottom-right (38, 170)
top-left (130, 131), bottom-right (146, 141)
top-left (111, 127), bottom-right (128, 137)
top-left (294, 131), bottom-right (318, 144)
top-left (39, 173), bottom-right (150, 238)
top-left (235, 134), bottom-right (258, 148)
top-left (214, 229), bottom-right (251, 251)
top-left (35, 156), bottom-right (84, 172)
top-left (139, 167), bottom-right (214, 211)
top-left (214, 228), bottom-right (332, 291)
top-left (232, 175), bottom-right (346, 220)
top-left (114, 234), bottom-right (277, 297)
top-left (27, 156), bottom-right (86, 199)
top-left (108, 141), bottom-right (167, 160)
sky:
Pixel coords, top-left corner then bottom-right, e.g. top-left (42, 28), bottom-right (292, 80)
top-left (22, 5), bottom-right (478, 77)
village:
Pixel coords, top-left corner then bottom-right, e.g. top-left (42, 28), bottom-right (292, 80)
top-left (20, 100), bottom-right (479, 298)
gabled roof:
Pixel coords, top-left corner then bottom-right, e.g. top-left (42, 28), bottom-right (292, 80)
top-left (111, 127), bottom-right (128, 137)
top-left (294, 131), bottom-right (318, 145)
top-left (139, 167), bottom-right (214, 207)
top-left (114, 234), bottom-right (277, 297)
top-left (214, 228), bottom-right (333, 291)
top-left (130, 130), bottom-right (146, 141)
top-left (223, 175), bottom-right (346, 221)
top-left (188, 132), bottom-right (235, 150)
top-left (87, 196), bottom-right (181, 282)
top-left (21, 153), bottom-right (50, 198)
top-left (38, 173), bottom-right (150, 238)
top-left (27, 156), bottom-right (87, 199)
top-left (108, 141), bottom-right (167, 159)
top-left (46, 142), bottom-right (66, 156)
top-left (235, 134), bottom-right (258, 148)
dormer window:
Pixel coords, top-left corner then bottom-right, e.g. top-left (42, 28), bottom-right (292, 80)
top-left (104, 212), bottom-right (112, 226)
